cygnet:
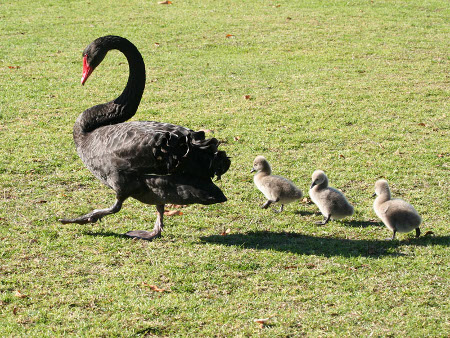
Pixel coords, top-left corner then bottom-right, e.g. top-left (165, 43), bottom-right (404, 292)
top-left (309, 170), bottom-right (354, 224)
top-left (251, 156), bottom-right (303, 212)
top-left (373, 179), bottom-right (421, 240)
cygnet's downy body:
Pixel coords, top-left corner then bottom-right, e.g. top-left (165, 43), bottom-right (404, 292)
top-left (251, 156), bottom-right (303, 212)
top-left (309, 170), bottom-right (354, 225)
top-left (373, 179), bottom-right (421, 240)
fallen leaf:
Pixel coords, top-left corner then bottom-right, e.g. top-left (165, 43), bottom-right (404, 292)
top-left (244, 95), bottom-right (251, 100)
top-left (286, 17), bottom-right (292, 20)
top-left (339, 154), bottom-right (345, 159)
top-left (233, 136), bottom-right (241, 141)
top-left (418, 122), bottom-right (426, 126)
top-left (254, 315), bottom-right (275, 328)
top-left (166, 204), bottom-right (187, 209)
top-left (284, 265), bottom-right (297, 269)
top-left (14, 290), bottom-right (27, 299)
top-left (164, 210), bottom-right (183, 216)
top-left (13, 307), bottom-right (18, 315)
top-left (158, 0), bottom-right (172, 4)
top-left (221, 228), bottom-right (231, 236)
top-left (35, 200), bottom-right (47, 204)
top-left (301, 197), bottom-right (310, 204)
top-left (424, 231), bottom-right (434, 236)
top-left (154, 42), bottom-right (160, 47)
top-left (226, 34), bottom-right (235, 38)
top-left (142, 283), bottom-right (169, 292)
top-left (8, 66), bottom-right (20, 69)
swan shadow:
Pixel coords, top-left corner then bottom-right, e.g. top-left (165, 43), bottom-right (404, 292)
top-left (342, 220), bottom-right (384, 228)
top-left (292, 210), bottom-right (317, 216)
top-left (83, 230), bottom-right (127, 239)
top-left (200, 231), bottom-right (450, 257)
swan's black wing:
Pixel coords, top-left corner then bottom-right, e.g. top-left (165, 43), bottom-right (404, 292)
top-left (78, 121), bottom-right (230, 188)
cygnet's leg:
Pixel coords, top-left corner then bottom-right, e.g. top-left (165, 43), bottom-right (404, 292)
top-left (261, 200), bottom-right (272, 209)
top-left (390, 229), bottom-right (397, 240)
top-left (274, 204), bottom-right (284, 213)
top-left (59, 199), bottom-right (123, 224)
top-left (124, 204), bottom-right (165, 241)
top-left (415, 228), bottom-right (420, 238)
top-left (315, 214), bottom-right (331, 225)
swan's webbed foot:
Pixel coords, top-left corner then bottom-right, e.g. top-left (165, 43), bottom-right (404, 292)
top-left (124, 229), bottom-right (162, 241)
top-left (59, 213), bottom-right (101, 225)
top-left (124, 204), bottom-right (164, 241)
top-left (59, 199), bottom-right (123, 225)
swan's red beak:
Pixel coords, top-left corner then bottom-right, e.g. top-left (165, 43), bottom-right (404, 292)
top-left (81, 55), bottom-right (93, 85)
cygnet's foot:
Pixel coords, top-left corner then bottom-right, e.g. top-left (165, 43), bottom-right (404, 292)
top-left (124, 230), bottom-right (162, 241)
top-left (315, 215), bottom-right (331, 226)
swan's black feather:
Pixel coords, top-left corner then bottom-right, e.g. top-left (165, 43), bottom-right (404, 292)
top-left (71, 36), bottom-right (230, 205)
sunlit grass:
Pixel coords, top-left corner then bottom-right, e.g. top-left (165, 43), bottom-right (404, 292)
top-left (0, 0), bottom-right (448, 336)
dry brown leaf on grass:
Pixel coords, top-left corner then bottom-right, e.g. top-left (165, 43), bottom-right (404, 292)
top-left (301, 197), bottom-right (310, 204)
top-left (13, 306), bottom-right (18, 315)
top-left (226, 34), bottom-right (235, 38)
top-left (166, 204), bottom-right (187, 209)
top-left (244, 95), bottom-right (251, 100)
top-left (220, 228), bottom-right (231, 236)
top-left (254, 315), bottom-right (275, 328)
top-left (158, 0), bottom-right (172, 4)
top-left (233, 136), bottom-right (241, 141)
top-left (142, 283), bottom-right (169, 292)
top-left (14, 290), bottom-right (27, 298)
top-left (164, 210), bottom-right (183, 216)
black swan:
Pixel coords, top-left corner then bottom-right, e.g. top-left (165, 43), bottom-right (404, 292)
top-left (59, 35), bottom-right (230, 240)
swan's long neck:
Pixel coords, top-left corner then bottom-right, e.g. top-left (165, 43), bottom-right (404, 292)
top-left (74, 37), bottom-right (146, 139)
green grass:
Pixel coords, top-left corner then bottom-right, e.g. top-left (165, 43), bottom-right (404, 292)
top-left (1, 0), bottom-right (449, 336)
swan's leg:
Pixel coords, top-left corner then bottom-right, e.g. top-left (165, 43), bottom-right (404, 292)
top-left (124, 204), bottom-right (165, 241)
top-left (315, 214), bottom-right (331, 225)
top-left (415, 228), bottom-right (420, 238)
top-left (59, 199), bottom-right (123, 224)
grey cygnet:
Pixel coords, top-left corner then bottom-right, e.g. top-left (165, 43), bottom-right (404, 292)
top-left (373, 179), bottom-right (421, 240)
top-left (309, 170), bottom-right (354, 225)
top-left (251, 156), bottom-right (303, 212)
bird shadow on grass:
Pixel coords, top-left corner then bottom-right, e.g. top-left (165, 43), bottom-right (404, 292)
top-left (342, 220), bottom-right (384, 228)
top-left (200, 231), bottom-right (450, 258)
top-left (83, 230), bottom-right (127, 239)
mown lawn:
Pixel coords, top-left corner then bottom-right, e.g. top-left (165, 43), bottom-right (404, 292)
top-left (0, 0), bottom-right (448, 336)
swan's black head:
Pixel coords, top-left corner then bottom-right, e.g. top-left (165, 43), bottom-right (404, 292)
top-left (81, 35), bottom-right (121, 85)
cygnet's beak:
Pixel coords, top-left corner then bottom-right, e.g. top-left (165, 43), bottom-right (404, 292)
top-left (372, 192), bottom-right (376, 197)
top-left (310, 182), bottom-right (316, 189)
top-left (250, 168), bottom-right (256, 173)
